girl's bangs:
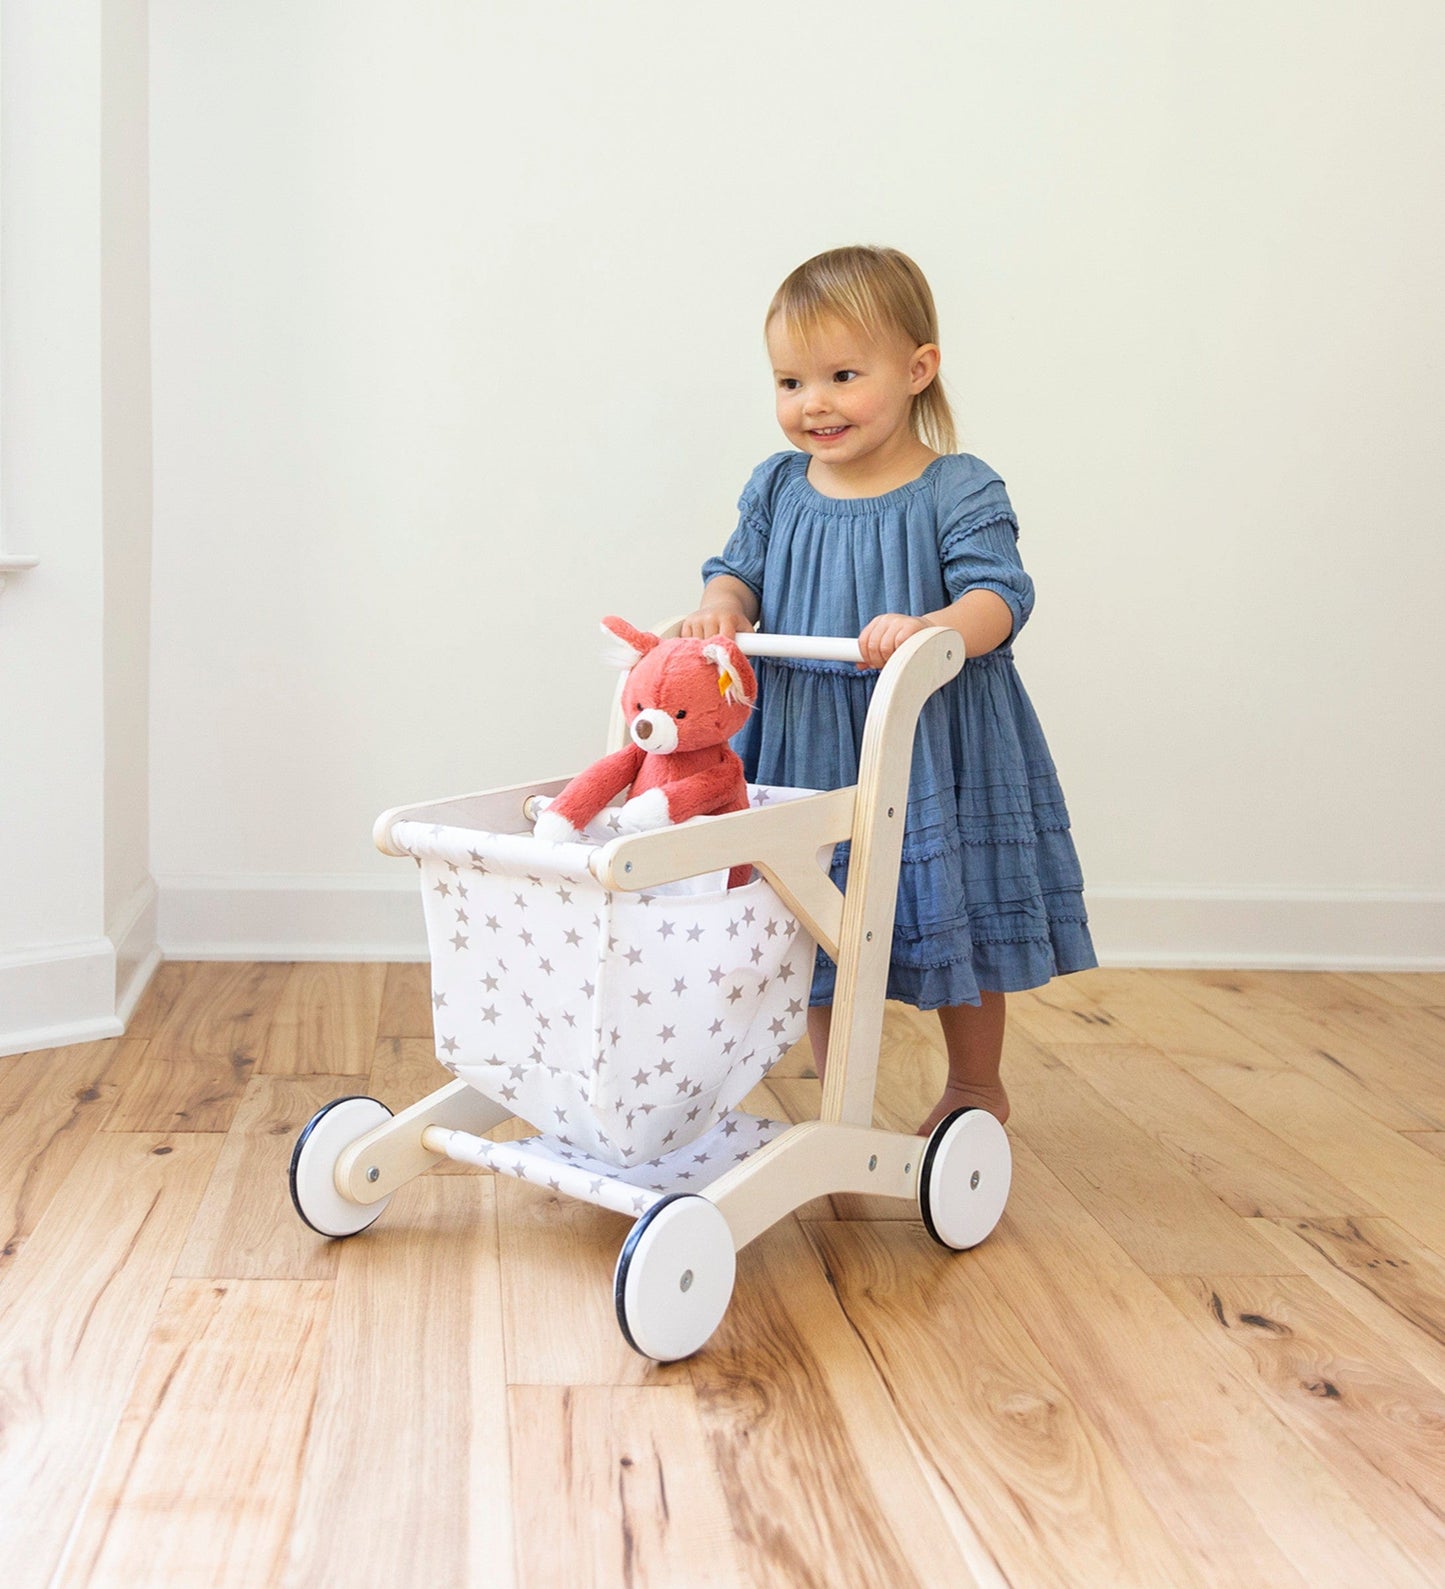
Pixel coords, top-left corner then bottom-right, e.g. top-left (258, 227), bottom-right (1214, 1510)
top-left (767, 275), bottom-right (892, 348)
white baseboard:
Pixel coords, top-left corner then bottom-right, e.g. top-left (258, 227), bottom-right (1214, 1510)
top-left (5, 879), bottom-right (1436, 1057)
top-left (0, 939), bottom-right (124, 1059)
top-left (158, 874), bottom-right (429, 962)
top-left (1086, 887), bottom-right (1445, 970)
top-left (0, 878), bottom-right (162, 1058)
top-left (156, 875), bottom-right (1445, 971)
top-left (111, 875), bottom-right (161, 1023)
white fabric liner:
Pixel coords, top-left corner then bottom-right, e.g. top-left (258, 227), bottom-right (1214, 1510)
top-left (434, 1110), bottom-right (790, 1219)
top-left (393, 785), bottom-right (819, 1170)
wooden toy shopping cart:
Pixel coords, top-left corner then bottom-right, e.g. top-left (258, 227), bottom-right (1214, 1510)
top-left (289, 627), bottom-right (1011, 1361)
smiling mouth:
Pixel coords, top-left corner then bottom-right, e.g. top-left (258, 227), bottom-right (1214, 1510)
top-left (808, 425), bottom-right (850, 439)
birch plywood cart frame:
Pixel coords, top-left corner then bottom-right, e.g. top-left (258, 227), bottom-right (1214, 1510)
top-left (289, 626), bottom-right (1012, 1361)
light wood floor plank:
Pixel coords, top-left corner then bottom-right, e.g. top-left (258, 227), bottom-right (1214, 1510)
top-left (1048, 1040), bottom-right (1381, 1219)
top-left (378, 961), bottom-right (434, 1039)
top-left (1159, 1275), bottom-right (1445, 1583)
top-left (1321, 1001), bottom-right (1445, 1078)
top-left (1161, 968), bottom-right (1342, 1017)
top-left (498, 1177), bottom-right (665, 1388)
top-left (368, 1034), bottom-right (445, 1102)
top-left (1205, 1004), bottom-right (1444, 1131)
top-left (688, 1217), bottom-right (976, 1589)
top-left (1333, 971), bottom-right (1445, 1008)
top-left (127, 959), bottom-right (293, 1060)
top-left (1186, 1062), bottom-right (1445, 1256)
top-left (99, 1044), bottom-right (256, 1134)
top-left (1005, 970), bottom-right (1132, 1043)
top-left (1250, 1217), bottom-right (1445, 1394)
top-left (509, 1385), bottom-right (748, 1588)
top-left (0, 1133), bottom-right (222, 1589)
top-left (174, 1073), bottom-right (367, 1281)
top-left (1404, 1130), bottom-right (1445, 1163)
top-left (1245, 969), bottom-right (1406, 1013)
top-left (258, 962), bottom-right (388, 1075)
top-left (282, 1174), bottom-right (512, 1589)
top-left (0, 1039), bottom-right (137, 1271)
top-left (1031, 968), bottom-right (1292, 1073)
top-left (808, 1220), bottom-right (1207, 1588)
top-left (1001, 1030), bottom-right (1294, 1275)
top-left (60, 1278), bottom-right (332, 1589)
top-left (969, 1140), bottom-right (1376, 1585)
top-left (7, 964), bottom-right (1443, 1586)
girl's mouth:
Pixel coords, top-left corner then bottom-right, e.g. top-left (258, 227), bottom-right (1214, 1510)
top-left (809, 425), bottom-right (850, 441)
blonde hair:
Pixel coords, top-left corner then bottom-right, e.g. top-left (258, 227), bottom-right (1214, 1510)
top-left (765, 245), bottom-right (957, 455)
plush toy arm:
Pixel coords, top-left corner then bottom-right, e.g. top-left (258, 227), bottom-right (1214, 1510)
top-left (543, 745), bottom-right (646, 834)
top-left (647, 756), bottom-right (747, 825)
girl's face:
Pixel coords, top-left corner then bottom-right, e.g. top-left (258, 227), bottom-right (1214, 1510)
top-left (765, 316), bottom-right (939, 474)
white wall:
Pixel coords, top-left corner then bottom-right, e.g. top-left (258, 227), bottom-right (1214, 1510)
top-left (0, 1), bottom-right (156, 1055)
top-left (148, 2), bottom-right (1445, 967)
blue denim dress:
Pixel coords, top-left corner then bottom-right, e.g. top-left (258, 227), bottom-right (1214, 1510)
top-left (701, 449), bottom-right (1096, 1010)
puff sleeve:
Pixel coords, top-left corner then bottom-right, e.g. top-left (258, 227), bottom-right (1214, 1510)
top-left (700, 451), bottom-right (795, 600)
top-left (935, 455), bottom-right (1035, 640)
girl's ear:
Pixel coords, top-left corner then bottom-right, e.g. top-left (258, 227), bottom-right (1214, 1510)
top-left (600, 616), bottom-right (659, 669)
top-left (702, 639), bottom-right (757, 707)
top-left (909, 343), bottom-right (941, 394)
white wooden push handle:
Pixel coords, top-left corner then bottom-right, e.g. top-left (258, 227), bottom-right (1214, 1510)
top-left (733, 633), bottom-right (863, 664)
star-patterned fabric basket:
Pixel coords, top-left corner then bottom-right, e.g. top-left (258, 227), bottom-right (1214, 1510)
top-left (391, 786), bottom-right (818, 1170)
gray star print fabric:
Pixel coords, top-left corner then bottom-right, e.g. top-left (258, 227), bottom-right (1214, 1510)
top-left (436, 1109), bottom-right (789, 1218)
top-left (392, 786), bottom-right (817, 1169)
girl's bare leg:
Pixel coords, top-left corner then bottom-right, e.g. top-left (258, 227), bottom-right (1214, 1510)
top-left (810, 999), bottom-right (1007, 1135)
top-left (922, 993), bottom-right (1009, 1136)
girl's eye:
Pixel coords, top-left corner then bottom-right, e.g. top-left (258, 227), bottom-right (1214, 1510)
top-left (779, 378), bottom-right (800, 390)
top-left (833, 370), bottom-right (858, 383)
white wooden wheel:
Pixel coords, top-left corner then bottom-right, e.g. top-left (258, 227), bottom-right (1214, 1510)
top-left (614, 1194), bottom-right (736, 1361)
top-left (919, 1107), bottom-right (1012, 1250)
top-left (290, 1096), bottom-right (395, 1238)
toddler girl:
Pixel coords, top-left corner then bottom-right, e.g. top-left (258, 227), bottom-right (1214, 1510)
top-left (681, 245), bottom-right (1096, 1136)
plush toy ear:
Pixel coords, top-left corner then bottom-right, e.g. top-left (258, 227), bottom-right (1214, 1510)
top-left (702, 639), bottom-right (757, 707)
top-left (599, 616), bottom-right (660, 669)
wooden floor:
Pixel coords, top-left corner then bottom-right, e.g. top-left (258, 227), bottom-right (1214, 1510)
top-left (2, 965), bottom-right (1444, 1587)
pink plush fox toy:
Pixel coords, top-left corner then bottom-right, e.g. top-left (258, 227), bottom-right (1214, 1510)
top-left (532, 617), bottom-right (757, 888)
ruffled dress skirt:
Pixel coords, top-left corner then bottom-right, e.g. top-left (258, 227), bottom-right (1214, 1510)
top-left (732, 650), bottom-right (1096, 1010)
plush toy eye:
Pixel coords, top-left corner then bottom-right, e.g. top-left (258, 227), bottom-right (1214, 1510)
top-left (675, 710), bottom-right (687, 720)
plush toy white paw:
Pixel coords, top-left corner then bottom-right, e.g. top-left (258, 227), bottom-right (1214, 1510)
top-left (533, 806), bottom-right (585, 845)
top-left (616, 787), bottom-right (672, 834)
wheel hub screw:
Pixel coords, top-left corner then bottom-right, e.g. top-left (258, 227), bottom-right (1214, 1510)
top-left (970, 1170), bottom-right (980, 1189)
top-left (679, 1269), bottom-right (694, 1293)
top-left (367, 1166), bottom-right (381, 1183)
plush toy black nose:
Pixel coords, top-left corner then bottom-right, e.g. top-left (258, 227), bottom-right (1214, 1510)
top-left (635, 718), bottom-right (653, 740)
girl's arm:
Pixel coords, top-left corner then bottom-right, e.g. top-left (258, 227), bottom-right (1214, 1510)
top-left (858, 589), bottom-right (1013, 671)
top-left (679, 574), bottom-right (759, 640)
